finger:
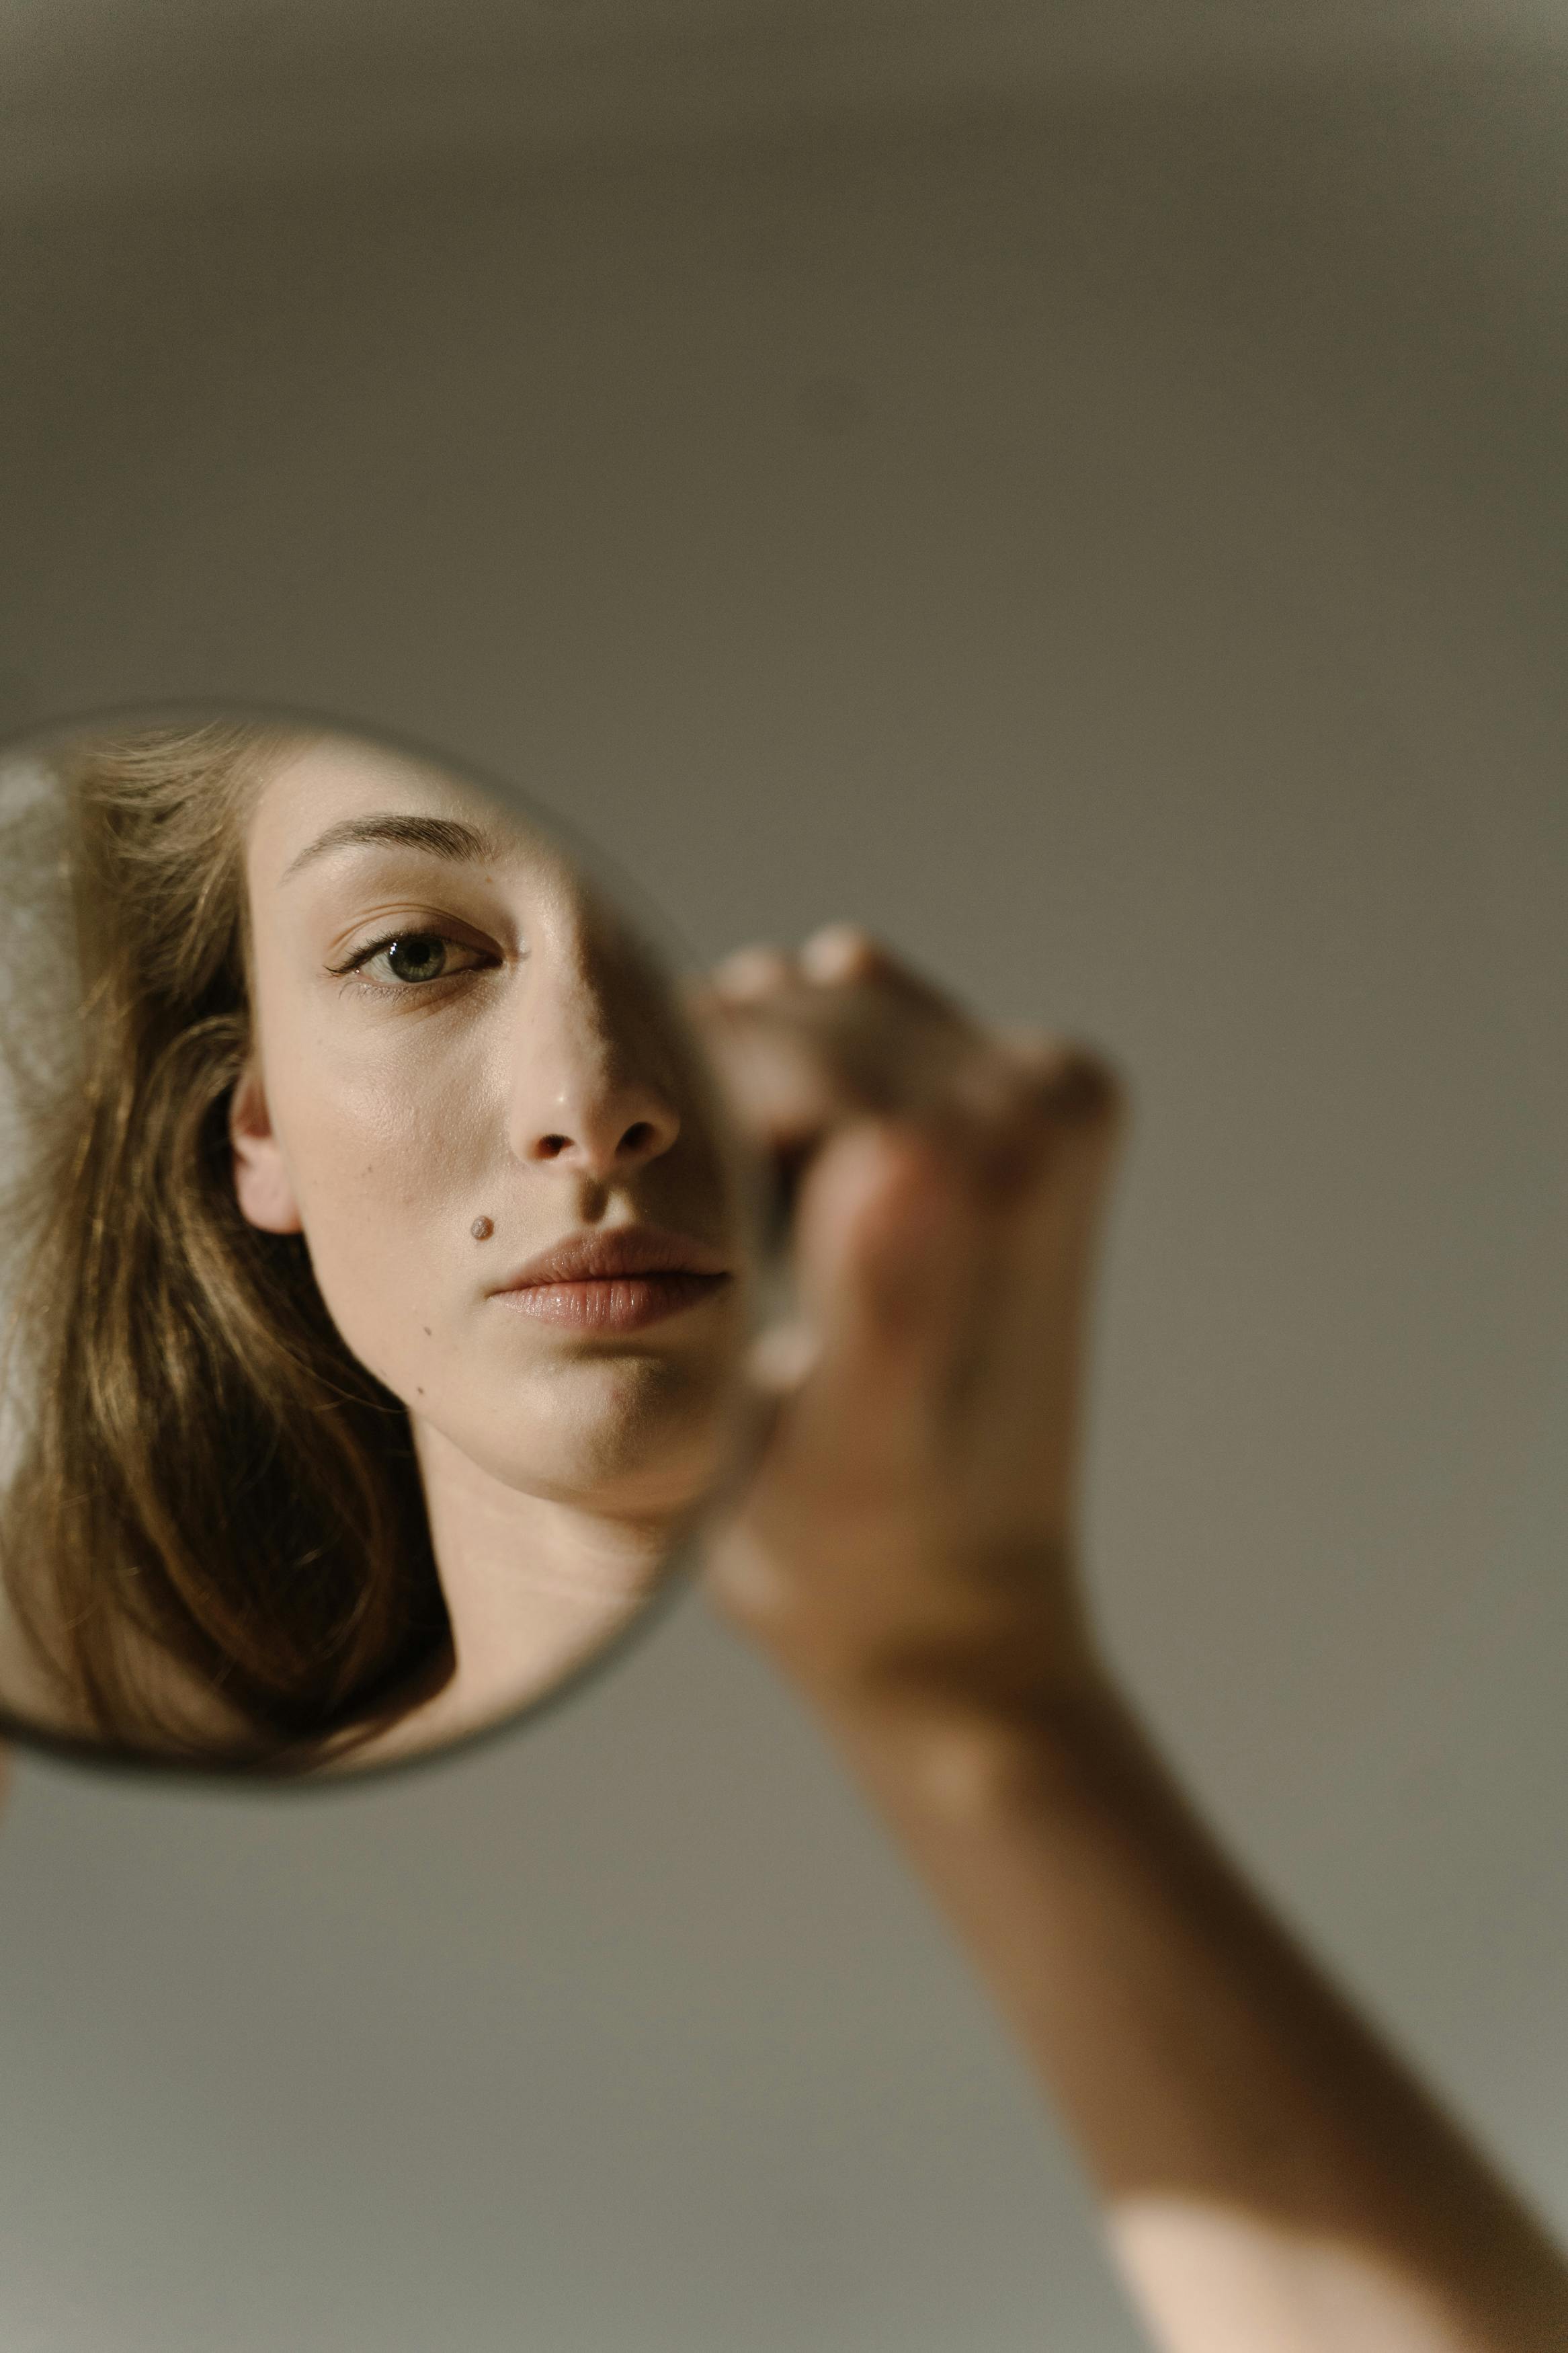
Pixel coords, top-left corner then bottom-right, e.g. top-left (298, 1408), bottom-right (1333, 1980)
top-left (788, 1121), bottom-right (984, 1458)
top-left (709, 944), bottom-right (796, 1002)
top-left (959, 1046), bottom-right (1127, 1499)
top-left (990, 1033), bottom-right (1125, 1123)
top-left (702, 1123), bottom-right (977, 1638)
top-left (693, 984), bottom-right (963, 1166)
top-left (692, 1000), bottom-right (854, 1148)
top-left (966, 1039), bottom-right (1127, 1203)
top-left (745, 1318), bottom-right (821, 1396)
top-left (796, 922), bottom-right (888, 986)
top-left (798, 921), bottom-right (979, 1036)
top-left (712, 988), bottom-right (983, 1137)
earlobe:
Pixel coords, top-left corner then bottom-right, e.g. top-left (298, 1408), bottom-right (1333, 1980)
top-left (229, 1062), bottom-right (303, 1235)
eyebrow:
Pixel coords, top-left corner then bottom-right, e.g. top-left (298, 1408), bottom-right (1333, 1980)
top-left (280, 813), bottom-right (504, 885)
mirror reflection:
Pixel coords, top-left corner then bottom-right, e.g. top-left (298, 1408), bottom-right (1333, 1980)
top-left (0, 712), bottom-right (755, 1776)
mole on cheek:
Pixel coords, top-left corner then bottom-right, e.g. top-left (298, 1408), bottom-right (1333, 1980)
top-left (471, 1215), bottom-right (494, 1240)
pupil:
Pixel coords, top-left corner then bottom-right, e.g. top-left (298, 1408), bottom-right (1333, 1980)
top-left (387, 935), bottom-right (446, 983)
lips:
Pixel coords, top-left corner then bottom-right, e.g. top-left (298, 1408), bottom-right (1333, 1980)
top-left (487, 1224), bottom-right (733, 1333)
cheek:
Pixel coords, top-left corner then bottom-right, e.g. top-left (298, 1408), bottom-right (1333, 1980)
top-left (273, 1047), bottom-right (489, 1378)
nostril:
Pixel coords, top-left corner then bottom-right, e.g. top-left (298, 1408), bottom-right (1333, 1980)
top-left (521, 1105), bottom-right (676, 1168)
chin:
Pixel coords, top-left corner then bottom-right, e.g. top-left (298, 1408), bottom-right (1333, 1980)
top-left (448, 1356), bottom-right (729, 1514)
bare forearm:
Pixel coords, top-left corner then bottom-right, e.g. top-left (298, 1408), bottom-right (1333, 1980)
top-left (816, 1665), bottom-right (1568, 2353)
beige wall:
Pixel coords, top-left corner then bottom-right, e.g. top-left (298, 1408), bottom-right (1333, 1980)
top-left (0, 54), bottom-right (1565, 2351)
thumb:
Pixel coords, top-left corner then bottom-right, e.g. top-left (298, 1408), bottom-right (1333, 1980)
top-left (695, 1129), bottom-right (927, 1542)
top-left (792, 1120), bottom-right (980, 1427)
top-left (702, 1123), bottom-right (978, 1644)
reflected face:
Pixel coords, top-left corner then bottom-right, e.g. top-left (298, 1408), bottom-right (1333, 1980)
top-left (233, 738), bottom-right (748, 1523)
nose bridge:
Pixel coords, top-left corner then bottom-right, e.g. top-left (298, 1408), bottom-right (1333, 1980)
top-left (508, 901), bottom-right (679, 1176)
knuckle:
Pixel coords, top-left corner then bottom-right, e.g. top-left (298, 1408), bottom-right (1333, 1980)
top-left (1018, 1039), bottom-right (1126, 1130)
top-left (1057, 1047), bottom-right (1126, 1128)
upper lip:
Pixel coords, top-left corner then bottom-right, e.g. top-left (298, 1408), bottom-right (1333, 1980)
top-left (489, 1224), bottom-right (732, 1291)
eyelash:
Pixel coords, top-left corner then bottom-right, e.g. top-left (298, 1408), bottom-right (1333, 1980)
top-left (326, 930), bottom-right (497, 996)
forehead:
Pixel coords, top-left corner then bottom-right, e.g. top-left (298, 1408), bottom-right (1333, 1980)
top-left (246, 735), bottom-right (554, 889)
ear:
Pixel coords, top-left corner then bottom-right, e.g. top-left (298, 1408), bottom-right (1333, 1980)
top-left (229, 1059), bottom-right (303, 1234)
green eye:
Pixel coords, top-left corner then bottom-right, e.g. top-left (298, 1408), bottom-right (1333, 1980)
top-left (330, 928), bottom-right (492, 990)
top-left (382, 934), bottom-right (450, 984)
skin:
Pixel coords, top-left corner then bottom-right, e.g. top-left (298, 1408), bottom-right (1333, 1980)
top-left (696, 924), bottom-right (1568, 2353)
top-left (231, 736), bottom-right (751, 1757)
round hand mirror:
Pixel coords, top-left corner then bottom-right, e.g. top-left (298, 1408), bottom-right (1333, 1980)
top-left (0, 706), bottom-right (764, 1778)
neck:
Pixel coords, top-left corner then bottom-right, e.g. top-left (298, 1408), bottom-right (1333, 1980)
top-left (386, 1421), bottom-right (677, 1758)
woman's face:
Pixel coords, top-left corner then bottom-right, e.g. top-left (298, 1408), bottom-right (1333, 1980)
top-left (231, 737), bottom-right (749, 1523)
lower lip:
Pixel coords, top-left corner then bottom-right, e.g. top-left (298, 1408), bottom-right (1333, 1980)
top-left (490, 1273), bottom-right (731, 1332)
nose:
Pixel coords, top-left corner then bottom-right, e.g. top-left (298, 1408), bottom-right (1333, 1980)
top-left (520, 1078), bottom-right (679, 1176)
top-left (507, 936), bottom-right (682, 1183)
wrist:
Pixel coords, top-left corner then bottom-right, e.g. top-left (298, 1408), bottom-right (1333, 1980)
top-left (807, 1628), bottom-right (1138, 1826)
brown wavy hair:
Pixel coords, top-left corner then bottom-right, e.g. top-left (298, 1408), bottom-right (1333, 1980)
top-left (0, 719), bottom-right (451, 1770)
